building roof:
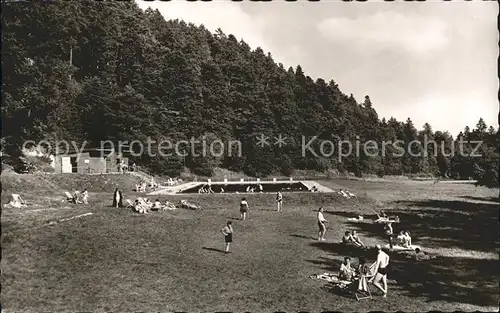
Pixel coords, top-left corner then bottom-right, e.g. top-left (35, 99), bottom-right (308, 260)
top-left (55, 148), bottom-right (116, 157)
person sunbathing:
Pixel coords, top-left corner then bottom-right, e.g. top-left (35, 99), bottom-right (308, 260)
top-left (339, 189), bottom-right (350, 199)
top-left (152, 199), bottom-right (162, 211)
top-left (81, 188), bottom-right (89, 204)
top-left (356, 257), bottom-right (372, 294)
top-left (408, 248), bottom-right (435, 261)
top-left (342, 231), bottom-right (354, 244)
top-left (134, 199), bottom-right (145, 213)
top-left (73, 191), bottom-right (83, 204)
top-left (339, 257), bottom-right (356, 281)
top-left (135, 198), bottom-right (151, 214)
top-left (398, 231), bottom-right (412, 248)
top-left (351, 230), bottom-right (365, 247)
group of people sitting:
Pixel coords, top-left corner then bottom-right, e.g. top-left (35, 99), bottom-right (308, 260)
top-left (338, 189), bottom-right (356, 199)
top-left (338, 256), bottom-right (377, 297)
top-left (132, 197), bottom-right (176, 214)
top-left (342, 230), bottom-right (366, 248)
top-left (135, 182), bottom-right (148, 193)
top-left (339, 256), bottom-right (364, 281)
top-left (245, 185), bottom-right (263, 193)
top-left (135, 178), bottom-right (159, 193)
top-left (198, 185), bottom-right (215, 193)
top-left (66, 189), bottom-right (89, 204)
top-left (397, 230), bottom-right (412, 248)
top-left (165, 177), bottom-right (183, 186)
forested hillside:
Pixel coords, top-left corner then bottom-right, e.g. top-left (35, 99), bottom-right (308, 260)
top-left (2, 1), bottom-right (498, 186)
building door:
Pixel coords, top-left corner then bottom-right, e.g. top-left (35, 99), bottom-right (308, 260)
top-left (70, 157), bottom-right (78, 173)
top-left (61, 157), bottom-right (71, 173)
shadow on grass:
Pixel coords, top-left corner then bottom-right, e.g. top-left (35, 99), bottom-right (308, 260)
top-left (459, 195), bottom-right (499, 203)
top-left (390, 199), bottom-right (499, 252)
top-left (201, 247), bottom-right (225, 253)
top-left (308, 198), bottom-right (500, 306)
top-left (308, 242), bottom-right (375, 271)
top-left (290, 234), bottom-right (315, 240)
top-left (388, 252), bottom-right (499, 306)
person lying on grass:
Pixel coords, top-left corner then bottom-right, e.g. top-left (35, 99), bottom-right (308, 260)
top-left (406, 248), bottom-right (436, 261)
top-left (339, 257), bottom-right (356, 281)
top-left (152, 199), bottom-right (162, 211)
top-left (134, 198), bottom-right (151, 214)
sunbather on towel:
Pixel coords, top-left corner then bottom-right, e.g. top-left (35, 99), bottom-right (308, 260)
top-left (339, 257), bottom-right (356, 281)
top-left (408, 248), bottom-right (435, 261)
top-left (135, 198), bottom-right (150, 214)
top-left (152, 199), bottom-right (162, 211)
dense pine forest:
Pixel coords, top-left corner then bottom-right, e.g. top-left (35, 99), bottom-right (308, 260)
top-left (2, 1), bottom-right (498, 187)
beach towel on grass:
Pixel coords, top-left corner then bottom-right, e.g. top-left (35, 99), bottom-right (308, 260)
top-left (309, 273), bottom-right (351, 284)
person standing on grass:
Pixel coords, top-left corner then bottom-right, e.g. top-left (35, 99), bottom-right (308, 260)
top-left (276, 191), bottom-right (283, 212)
top-left (384, 222), bottom-right (394, 249)
top-left (221, 221), bottom-right (233, 254)
top-left (317, 207), bottom-right (328, 241)
top-left (240, 197), bottom-right (249, 220)
top-left (370, 244), bottom-right (390, 298)
top-left (112, 188), bottom-right (123, 208)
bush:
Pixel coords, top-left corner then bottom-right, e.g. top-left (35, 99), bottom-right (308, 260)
top-left (476, 167), bottom-right (499, 188)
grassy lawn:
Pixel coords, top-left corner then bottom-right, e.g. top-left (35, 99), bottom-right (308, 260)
top-left (1, 174), bottom-right (499, 312)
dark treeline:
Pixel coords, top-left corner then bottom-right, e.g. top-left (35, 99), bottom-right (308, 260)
top-left (2, 1), bottom-right (498, 187)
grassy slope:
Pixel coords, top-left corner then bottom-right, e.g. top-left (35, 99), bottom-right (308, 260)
top-left (1, 174), bottom-right (499, 312)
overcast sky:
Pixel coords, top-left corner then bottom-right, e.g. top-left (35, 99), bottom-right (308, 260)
top-left (136, 0), bottom-right (498, 136)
